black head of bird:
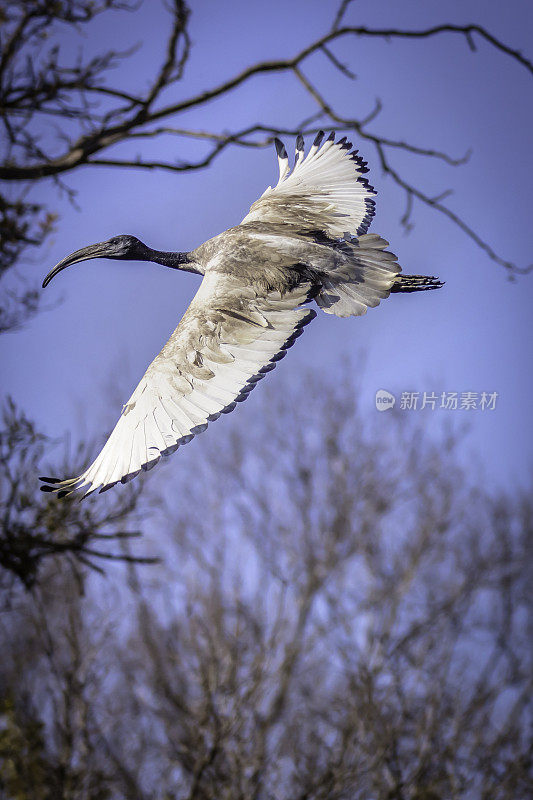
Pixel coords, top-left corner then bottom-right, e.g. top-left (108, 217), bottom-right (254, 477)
top-left (42, 234), bottom-right (192, 288)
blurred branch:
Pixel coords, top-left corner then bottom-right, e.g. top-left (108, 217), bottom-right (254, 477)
top-left (0, 195), bottom-right (57, 332)
top-left (0, 397), bottom-right (157, 590)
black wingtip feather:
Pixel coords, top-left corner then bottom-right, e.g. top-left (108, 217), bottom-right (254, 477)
top-left (258, 363), bottom-right (276, 374)
top-left (121, 469), bottom-right (141, 484)
top-left (99, 482), bottom-right (118, 494)
top-left (142, 457), bottom-right (160, 473)
top-left (274, 138), bottom-right (288, 159)
top-left (313, 130), bottom-right (324, 147)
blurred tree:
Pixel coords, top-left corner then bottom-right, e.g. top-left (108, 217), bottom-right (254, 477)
top-left (0, 396), bottom-right (156, 593)
top-left (0, 373), bottom-right (530, 798)
top-left (0, 195), bottom-right (56, 333)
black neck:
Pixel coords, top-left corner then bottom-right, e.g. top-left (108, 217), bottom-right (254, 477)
top-left (148, 249), bottom-right (198, 274)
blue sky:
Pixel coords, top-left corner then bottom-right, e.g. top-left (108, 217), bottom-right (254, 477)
top-left (2, 0), bottom-right (532, 492)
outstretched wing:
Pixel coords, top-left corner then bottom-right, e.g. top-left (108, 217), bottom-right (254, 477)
top-left (242, 131), bottom-right (376, 238)
top-left (41, 272), bottom-right (315, 498)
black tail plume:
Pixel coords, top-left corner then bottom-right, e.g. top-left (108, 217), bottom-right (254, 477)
top-left (391, 274), bottom-right (444, 293)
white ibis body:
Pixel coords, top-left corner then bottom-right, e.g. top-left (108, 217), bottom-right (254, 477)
top-left (40, 133), bottom-right (442, 498)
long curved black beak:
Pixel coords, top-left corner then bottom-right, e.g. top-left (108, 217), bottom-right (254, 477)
top-left (42, 242), bottom-right (112, 288)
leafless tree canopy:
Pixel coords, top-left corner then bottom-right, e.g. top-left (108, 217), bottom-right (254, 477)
top-left (0, 375), bottom-right (531, 798)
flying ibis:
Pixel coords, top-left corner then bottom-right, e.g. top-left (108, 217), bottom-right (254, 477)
top-left (40, 132), bottom-right (442, 497)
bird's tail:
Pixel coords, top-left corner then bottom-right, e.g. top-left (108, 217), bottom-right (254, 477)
top-left (315, 233), bottom-right (400, 317)
top-left (390, 274), bottom-right (444, 293)
top-left (315, 233), bottom-right (443, 317)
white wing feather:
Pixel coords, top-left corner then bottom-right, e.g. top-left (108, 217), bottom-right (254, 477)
top-left (242, 131), bottom-right (376, 238)
top-left (42, 272), bottom-right (315, 497)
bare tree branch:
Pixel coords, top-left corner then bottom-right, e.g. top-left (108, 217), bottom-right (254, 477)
top-left (2, 16), bottom-right (530, 180)
top-left (1, 2), bottom-right (529, 277)
top-left (291, 66), bottom-right (533, 276)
